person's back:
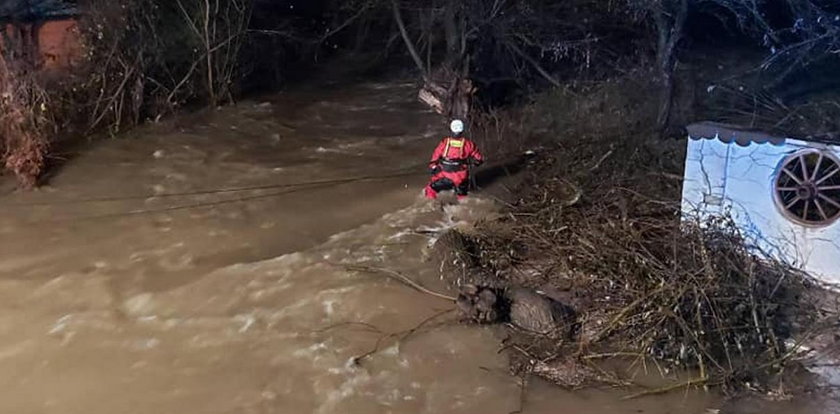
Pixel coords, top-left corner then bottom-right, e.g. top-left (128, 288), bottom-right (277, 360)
top-left (425, 119), bottom-right (483, 200)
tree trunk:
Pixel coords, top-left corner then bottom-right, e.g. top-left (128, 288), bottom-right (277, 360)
top-left (507, 41), bottom-right (561, 88)
top-left (353, 14), bottom-right (371, 52)
top-left (443, 0), bottom-right (460, 68)
top-left (203, 0), bottom-right (216, 107)
top-left (655, 0), bottom-right (688, 137)
top-left (448, 76), bottom-right (475, 119)
top-left (391, 0), bottom-right (427, 80)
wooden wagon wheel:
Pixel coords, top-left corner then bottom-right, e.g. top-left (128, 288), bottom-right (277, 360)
top-left (775, 149), bottom-right (840, 226)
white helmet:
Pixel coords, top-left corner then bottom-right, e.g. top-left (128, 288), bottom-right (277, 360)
top-left (450, 119), bottom-right (465, 134)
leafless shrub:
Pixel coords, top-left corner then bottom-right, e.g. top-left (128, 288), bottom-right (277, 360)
top-left (0, 54), bottom-right (52, 188)
top-left (469, 107), bottom-right (529, 160)
top-left (74, 0), bottom-right (253, 135)
top-left (173, 0), bottom-right (253, 107)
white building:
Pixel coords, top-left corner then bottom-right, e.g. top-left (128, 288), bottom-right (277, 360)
top-left (681, 122), bottom-right (840, 285)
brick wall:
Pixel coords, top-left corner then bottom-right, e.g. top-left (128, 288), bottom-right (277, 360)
top-left (0, 18), bottom-right (82, 70)
top-left (38, 19), bottom-right (82, 69)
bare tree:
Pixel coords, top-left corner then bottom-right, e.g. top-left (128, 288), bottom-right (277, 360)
top-left (653, 0), bottom-right (689, 135)
top-left (390, 0), bottom-right (427, 80)
top-left (628, 0), bottom-right (840, 134)
top-left (76, 0), bottom-right (254, 135)
top-left (383, 0), bottom-right (618, 119)
top-left (388, 0), bottom-right (840, 133)
top-left (175, 0), bottom-right (253, 107)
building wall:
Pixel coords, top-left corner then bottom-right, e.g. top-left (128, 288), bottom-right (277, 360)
top-left (38, 18), bottom-right (81, 69)
top-left (682, 132), bottom-right (840, 285)
top-left (0, 18), bottom-right (82, 70)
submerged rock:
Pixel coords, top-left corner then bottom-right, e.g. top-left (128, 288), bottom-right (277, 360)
top-left (530, 357), bottom-right (600, 389)
top-left (507, 287), bottom-right (577, 337)
top-left (456, 284), bottom-right (578, 338)
top-left (456, 284), bottom-right (501, 324)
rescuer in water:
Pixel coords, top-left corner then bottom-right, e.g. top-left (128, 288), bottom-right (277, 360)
top-left (425, 119), bottom-right (484, 200)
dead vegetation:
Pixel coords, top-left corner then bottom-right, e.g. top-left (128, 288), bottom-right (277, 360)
top-left (0, 0), bottom-right (254, 187)
top-left (74, 0), bottom-right (253, 134)
top-left (437, 76), bottom-right (838, 394)
top-left (0, 55), bottom-right (52, 188)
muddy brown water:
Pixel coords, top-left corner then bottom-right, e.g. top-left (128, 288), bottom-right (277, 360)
top-left (0, 81), bottom-right (836, 413)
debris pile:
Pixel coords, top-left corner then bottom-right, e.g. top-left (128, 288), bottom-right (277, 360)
top-left (437, 132), bottom-right (831, 392)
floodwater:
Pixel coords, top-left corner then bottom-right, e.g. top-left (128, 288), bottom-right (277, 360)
top-left (0, 80), bottom-right (836, 414)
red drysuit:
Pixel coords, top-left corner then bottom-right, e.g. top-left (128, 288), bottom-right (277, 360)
top-left (425, 136), bottom-right (484, 199)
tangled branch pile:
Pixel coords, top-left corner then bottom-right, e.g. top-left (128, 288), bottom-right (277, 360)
top-left (457, 84), bottom-right (831, 391)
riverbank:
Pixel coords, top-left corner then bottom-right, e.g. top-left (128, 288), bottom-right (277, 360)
top-left (434, 74), bottom-right (840, 406)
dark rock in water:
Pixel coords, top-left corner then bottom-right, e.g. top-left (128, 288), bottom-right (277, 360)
top-left (456, 284), bottom-right (502, 324)
top-left (456, 284), bottom-right (578, 338)
top-left (530, 357), bottom-right (599, 389)
top-left (507, 287), bottom-right (577, 337)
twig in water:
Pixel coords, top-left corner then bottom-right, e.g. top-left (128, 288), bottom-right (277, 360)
top-left (313, 321), bottom-right (382, 334)
top-left (621, 377), bottom-right (708, 400)
top-left (509, 373), bottom-right (529, 414)
top-left (350, 309), bottom-right (455, 366)
top-left (345, 264), bottom-right (456, 301)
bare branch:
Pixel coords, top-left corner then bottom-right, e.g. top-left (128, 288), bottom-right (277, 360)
top-left (391, 0), bottom-right (428, 80)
